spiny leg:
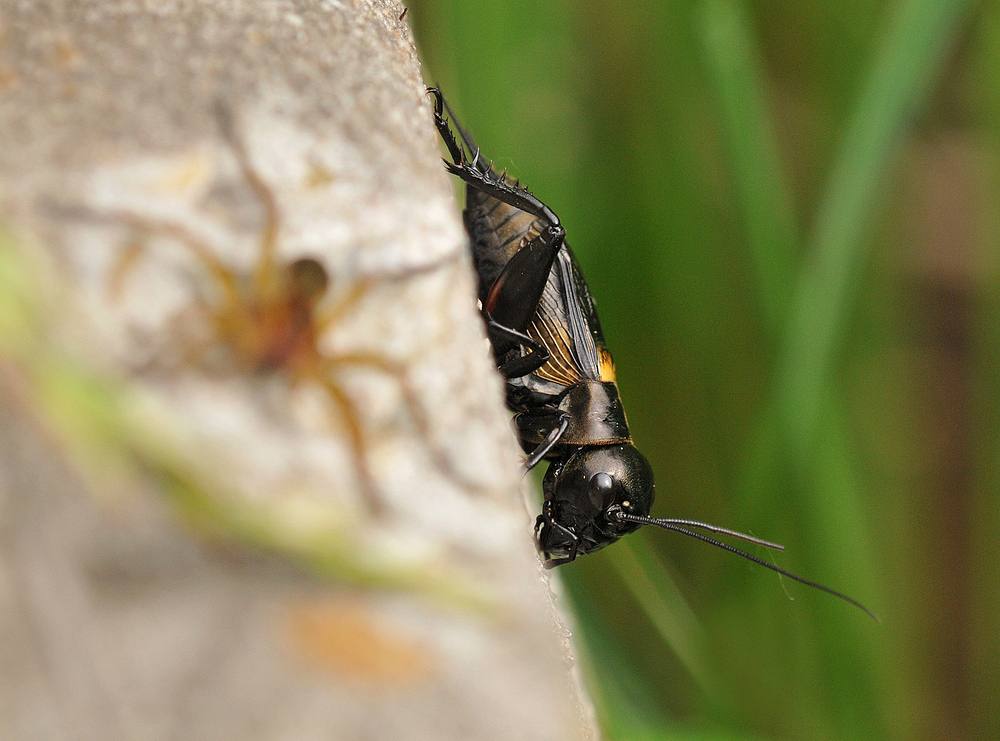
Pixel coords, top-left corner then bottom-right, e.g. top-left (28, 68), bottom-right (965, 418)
top-left (428, 87), bottom-right (490, 181)
top-left (446, 160), bottom-right (563, 229)
top-left (429, 89), bottom-right (569, 379)
top-left (428, 88), bottom-right (562, 228)
top-left (428, 88), bottom-right (466, 169)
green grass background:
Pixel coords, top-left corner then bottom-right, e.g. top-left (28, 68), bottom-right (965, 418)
top-left (409, 1), bottom-right (999, 739)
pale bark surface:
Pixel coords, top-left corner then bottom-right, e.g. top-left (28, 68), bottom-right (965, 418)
top-left (0, 1), bottom-right (595, 739)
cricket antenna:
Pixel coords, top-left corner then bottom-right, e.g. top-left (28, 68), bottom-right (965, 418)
top-left (614, 511), bottom-right (879, 622)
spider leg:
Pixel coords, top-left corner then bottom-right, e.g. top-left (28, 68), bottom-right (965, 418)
top-left (106, 235), bottom-right (147, 301)
top-left (314, 369), bottom-right (386, 515)
top-left (213, 101), bottom-right (282, 298)
top-left (90, 210), bottom-right (242, 312)
top-left (313, 278), bottom-right (374, 336)
top-left (330, 351), bottom-right (489, 496)
top-left (312, 252), bottom-right (463, 337)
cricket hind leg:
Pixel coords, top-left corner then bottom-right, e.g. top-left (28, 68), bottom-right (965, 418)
top-left (428, 89), bottom-right (569, 383)
top-left (427, 87), bottom-right (563, 229)
top-left (428, 87), bottom-right (466, 169)
top-left (428, 87), bottom-right (485, 175)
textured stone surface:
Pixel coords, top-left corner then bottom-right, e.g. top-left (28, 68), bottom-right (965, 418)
top-left (0, 1), bottom-right (594, 739)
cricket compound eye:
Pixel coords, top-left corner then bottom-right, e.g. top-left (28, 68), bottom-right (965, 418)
top-left (589, 472), bottom-right (614, 502)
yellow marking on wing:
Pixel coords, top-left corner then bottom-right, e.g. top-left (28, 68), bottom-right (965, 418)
top-left (599, 347), bottom-right (616, 382)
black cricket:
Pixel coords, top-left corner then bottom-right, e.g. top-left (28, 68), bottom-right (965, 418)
top-left (429, 89), bottom-right (875, 620)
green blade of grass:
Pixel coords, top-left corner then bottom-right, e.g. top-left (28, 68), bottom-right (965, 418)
top-left (606, 536), bottom-right (716, 697)
top-left (697, 0), bottom-right (801, 339)
top-left (776, 0), bottom-right (980, 459)
top-left (696, 3), bottom-right (973, 736)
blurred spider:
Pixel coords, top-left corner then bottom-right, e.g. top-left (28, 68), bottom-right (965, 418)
top-left (98, 104), bottom-right (464, 513)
